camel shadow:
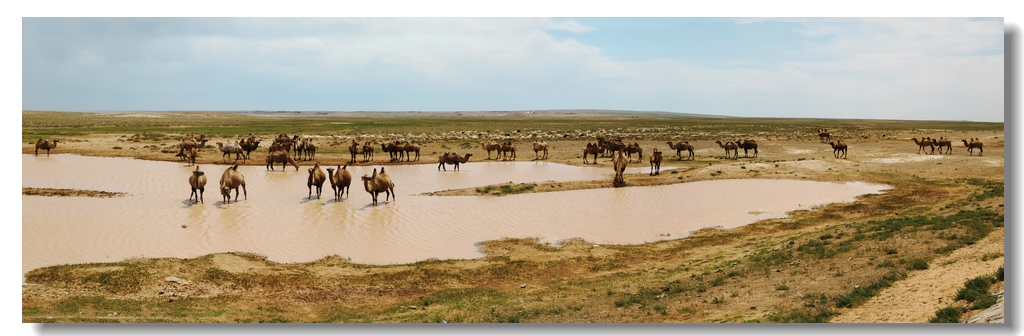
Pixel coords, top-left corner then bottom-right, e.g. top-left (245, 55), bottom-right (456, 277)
top-left (357, 202), bottom-right (391, 210)
top-left (180, 199), bottom-right (204, 208)
top-left (299, 197), bottom-right (324, 204)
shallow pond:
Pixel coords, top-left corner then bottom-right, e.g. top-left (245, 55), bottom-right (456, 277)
top-left (23, 154), bottom-right (889, 275)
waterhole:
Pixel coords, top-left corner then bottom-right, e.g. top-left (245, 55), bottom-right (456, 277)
top-left (23, 154), bottom-right (888, 275)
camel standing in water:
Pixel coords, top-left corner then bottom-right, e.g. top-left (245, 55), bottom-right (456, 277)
top-left (911, 137), bottom-right (935, 154)
top-left (612, 149), bottom-right (628, 187)
top-left (188, 166), bottom-right (207, 204)
top-left (666, 141), bottom-right (694, 160)
top-left (219, 164), bottom-right (247, 203)
top-left (326, 165), bottom-right (352, 201)
top-left (649, 148), bottom-right (663, 176)
top-left (532, 141), bottom-right (549, 160)
top-left (307, 162), bottom-right (327, 199)
top-left (962, 139), bottom-right (984, 156)
top-left (266, 149), bottom-right (300, 171)
top-left (583, 143), bottom-right (600, 164)
top-left (361, 167), bottom-right (395, 206)
top-left (34, 139), bottom-right (59, 156)
top-left (715, 141), bottom-right (738, 159)
top-left (438, 152), bottom-right (473, 171)
top-left (829, 141), bottom-right (848, 159)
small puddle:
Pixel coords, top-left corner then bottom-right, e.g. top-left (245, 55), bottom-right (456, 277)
top-left (23, 154), bottom-right (889, 275)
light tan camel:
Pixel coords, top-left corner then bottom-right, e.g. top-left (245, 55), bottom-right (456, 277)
top-left (34, 139), bottom-right (58, 156)
top-left (612, 148), bottom-right (628, 186)
top-left (650, 148), bottom-right (663, 176)
top-left (715, 140), bottom-right (738, 159)
top-left (624, 143), bottom-right (643, 162)
top-left (583, 143), bottom-right (600, 164)
top-left (219, 164), bottom-right (247, 203)
top-left (532, 141), bottom-right (549, 160)
top-left (186, 147), bottom-right (198, 166)
top-left (307, 162), bottom-right (327, 199)
top-left (481, 142), bottom-right (501, 159)
top-left (666, 141), bottom-right (694, 160)
top-left (326, 164), bottom-right (352, 201)
top-left (736, 139), bottom-right (758, 158)
top-left (179, 138), bottom-right (209, 155)
top-left (403, 141), bottom-right (421, 161)
top-left (188, 166), bottom-right (207, 204)
top-left (266, 149), bottom-right (300, 171)
top-left (362, 142), bottom-right (374, 162)
top-left (361, 167), bottom-right (395, 206)
top-left (911, 137), bottom-right (936, 154)
top-left (216, 141), bottom-right (245, 163)
top-left (348, 140), bottom-right (360, 163)
top-left (302, 140), bottom-right (317, 161)
top-left (829, 141), bottom-right (848, 159)
top-left (934, 137), bottom-right (953, 154)
top-left (438, 152), bottom-right (473, 171)
top-left (961, 139), bottom-right (984, 156)
top-left (818, 129), bottom-right (831, 143)
top-left (501, 142), bottom-right (517, 161)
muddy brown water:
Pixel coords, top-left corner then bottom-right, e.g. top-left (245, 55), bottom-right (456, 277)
top-left (23, 154), bottom-right (889, 276)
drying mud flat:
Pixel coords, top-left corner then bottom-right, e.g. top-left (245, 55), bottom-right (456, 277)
top-left (22, 111), bottom-right (1004, 323)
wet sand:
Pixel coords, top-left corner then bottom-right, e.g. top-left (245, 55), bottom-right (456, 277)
top-left (23, 154), bottom-right (888, 275)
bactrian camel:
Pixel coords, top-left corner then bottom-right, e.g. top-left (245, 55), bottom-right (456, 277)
top-left (818, 129), bottom-right (831, 143)
top-left (266, 148), bottom-right (300, 171)
top-left (666, 141), bottom-right (694, 160)
top-left (307, 162), bottom-right (327, 199)
top-left (348, 140), bottom-right (361, 163)
top-left (650, 148), bottom-right (663, 176)
top-left (583, 143), bottom-right (600, 164)
top-left (532, 141), bottom-right (549, 160)
top-left (962, 139), bottom-right (984, 156)
top-left (217, 141), bottom-right (245, 163)
top-left (188, 166), bottom-right (207, 204)
top-left (403, 141), bottom-right (421, 161)
top-left (361, 167), bottom-right (395, 206)
top-left (438, 152), bottom-right (473, 171)
top-left (911, 137), bottom-right (936, 154)
top-left (326, 164), bottom-right (352, 201)
top-left (934, 137), bottom-right (953, 154)
top-left (219, 164), bottom-right (247, 203)
top-left (736, 139), bottom-right (758, 158)
top-left (481, 142), bottom-right (501, 160)
top-left (612, 148), bottom-right (628, 187)
top-left (362, 142), bottom-right (374, 162)
top-left (829, 141), bottom-right (848, 159)
top-left (500, 142), bottom-right (516, 161)
top-left (716, 140), bottom-right (738, 159)
top-left (34, 139), bottom-right (58, 156)
top-left (624, 143), bottom-right (643, 163)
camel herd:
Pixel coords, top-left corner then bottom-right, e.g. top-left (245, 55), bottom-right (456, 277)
top-left (185, 162), bottom-right (392, 206)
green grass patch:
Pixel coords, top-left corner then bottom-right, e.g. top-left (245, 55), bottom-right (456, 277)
top-left (834, 271), bottom-right (907, 308)
top-left (930, 306), bottom-right (967, 323)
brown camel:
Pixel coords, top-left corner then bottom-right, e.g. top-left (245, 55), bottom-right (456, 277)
top-left (307, 162), bottom-right (327, 199)
top-left (266, 149), bottom-right (300, 171)
top-left (583, 143), bottom-right (600, 164)
top-left (934, 137), bottom-right (953, 154)
top-left (481, 142), bottom-right (501, 159)
top-left (532, 141), bottom-right (549, 160)
top-left (961, 139), bottom-right (984, 156)
top-left (601, 138), bottom-right (626, 158)
top-left (361, 167), bottom-right (395, 206)
top-left (649, 148), bottom-right (663, 176)
top-left (362, 142), bottom-right (374, 162)
top-left (302, 140), bottom-right (317, 161)
top-left (666, 141), bottom-right (694, 160)
top-left (239, 139), bottom-right (260, 160)
top-left (715, 140), bottom-right (738, 159)
top-left (326, 164), bottom-right (352, 201)
top-left (624, 143), bottom-right (643, 162)
top-left (217, 141), bottom-right (245, 163)
top-left (34, 139), bottom-right (59, 156)
top-left (736, 139), bottom-right (758, 158)
top-left (186, 147), bottom-right (198, 166)
top-left (818, 129), bottom-right (831, 143)
top-left (403, 141), bottom-right (421, 161)
top-left (348, 141), bottom-right (360, 163)
top-left (438, 152), bottom-right (473, 171)
top-left (829, 141), bottom-right (848, 159)
top-left (612, 148), bottom-right (628, 187)
top-left (179, 138), bottom-right (209, 154)
top-left (382, 142), bottom-right (404, 162)
top-left (500, 142), bottom-right (517, 161)
top-left (219, 164), bottom-right (247, 203)
top-left (188, 166), bottom-right (207, 204)
top-left (911, 137), bottom-right (936, 154)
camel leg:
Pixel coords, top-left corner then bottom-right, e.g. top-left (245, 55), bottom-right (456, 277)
top-left (199, 188), bottom-right (204, 204)
top-left (191, 188), bottom-right (197, 203)
top-left (242, 184), bottom-right (247, 200)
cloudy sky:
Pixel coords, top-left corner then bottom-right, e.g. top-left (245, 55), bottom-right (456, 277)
top-left (22, 17), bottom-right (1004, 121)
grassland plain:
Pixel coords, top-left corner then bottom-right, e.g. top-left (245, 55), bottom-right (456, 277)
top-left (22, 111), bottom-right (1004, 323)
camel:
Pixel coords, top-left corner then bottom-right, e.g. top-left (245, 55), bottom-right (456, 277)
top-left (715, 140), bottom-right (739, 159)
top-left (361, 167), bottom-right (395, 206)
top-left (265, 149), bottom-right (300, 171)
top-left (481, 142), bottom-right (501, 160)
top-left (296, 139), bottom-right (307, 160)
top-left (188, 166), bottom-right (207, 204)
top-left (650, 148), bottom-right (663, 176)
top-left (532, 141), bottom-right (549, 160)
top-left (829, 141), bottom-right (848, 159)
top-left (438, 152), bottom-right (473, 171)
top-left (599, 138), bottom-right (626, 158)
top-left (734, 139), bottom-right (758, 158)
top-left (403, 141), bottom-right (421, 161)
top-left (302, 141), bottom-right (317, 161)
top-left (348, 140), bottom-right (360, 163)
top-left (239, 139), bottom-right (260, 160)
top-left (217, 141), bottom-right (245, 163)
top-left (382, 142), bottom-right (404, 162)
top-left (961, 139), bottom-right (984, 156)
top-left (501, 142), bottom-right (517, 161)
top-left (362, 142), bottom-right (374, 162)
top-left (34, 139), bottom-right (58, 156)
top-left (307, 162), bottom-right (327, 199)
top-left (934, 137), bottom-right (953, 154)
top-left (818, 129), bottom-right (831, 143)
top-left (583, 143), bottom-right (600, 164)
top-left (666, 141), bottom-right (694, 160)
top-left (186, 147), bottom-right (198, 166)
top-left (179, 138), bottom-right (208, 154)
top-left (624, 143), bottom-right (643, 163)
top-left (911, 137), bottom-right (936, 154)
top-left (612, 148), bottom-right (628, 187)
top-left (326, 164), bottom-right (352, 201)
top-left (219, 164), bottom-right (247, 203)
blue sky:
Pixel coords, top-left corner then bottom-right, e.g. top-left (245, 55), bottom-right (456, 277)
top-left (22, 17), bottom-right (1005, 121)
